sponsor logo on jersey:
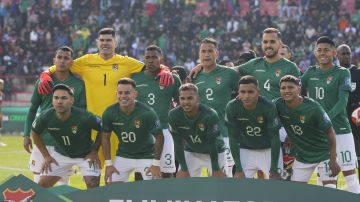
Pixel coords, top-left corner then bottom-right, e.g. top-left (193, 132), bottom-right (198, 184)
top-left (2, 188), bottom-right (36, 202)
top-left (112, 64), bottom-right (118, 71)
top-left (310, 78), bottom-right (319, 80)
top-left (237, 117), bottom-right (249, 121)
top-left (327, 76), bottom-right (333, 84)
top-left (299, 115), bottom-right (305, 123)
top-left (134, 120), bottom-right (141, 128)
top-left (198, 123), bottom-right (205, 131)
top-left (178, 126), bottom-right (190, 130)
top-left (275, 69), bottom-right (281, 77)
top-left (137, 84), bottom-right (149, 87)
top-left (255, 70), bottom-right (266, 72)
top-left (195, 81), bottom-right (205, 85)
top-left (351, 82), bottom-right (357, 92)
top-left (280, 115), bottom-right (290, 119)
top-left (71, 125), bottom-right (78, 134)
top-left (257, 116), bottom-right (264, 124)
top-left (215, 77), bottom-right (222, 85)
top-left (112, 122), bottom-right (124, 125)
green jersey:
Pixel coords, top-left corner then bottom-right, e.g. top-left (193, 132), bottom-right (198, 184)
top-left (238, 58), bottom-right (300, 101)
top-left (275, 97), bottom-right (333, 164)
top-left (225, 96), bottom-right (281, 172)
top-left (168, 104), bottom-right (225, 171)
top-left (131, 72), bottom-right (181, 129)
top-left (102, 101), bottom-right (162, 159)
top-left (24, 75), bottom-right (86, 146)
top-left (32, 107), bottom-right (101, 158)
top-left (301, 65), bottom-right (352, 135)
top-left (192, 65), bottom-right (239, 137)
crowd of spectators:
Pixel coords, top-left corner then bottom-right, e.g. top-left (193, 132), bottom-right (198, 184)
top-left (1, 0), bottom-right (360, 100)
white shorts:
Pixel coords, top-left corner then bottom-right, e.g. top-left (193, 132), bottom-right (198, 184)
top-left (184, 151), bottom-right (228, 177)
top-left (40, 151), bottom-right (100, 177)
top-left (223, 137), bottom-right (234, 167)
top-left (336, 133), bottom-right (357, 171)
top-left (239, 148), bottom-right (271, 178)
top-left (29, 145), bottom-right (56, 173)
top-left (291, 159), bottom-right (337, 182)
top-left (160, 129), bottom-right (176, 173)
top-left (110, 156), bottom-right (153, 182)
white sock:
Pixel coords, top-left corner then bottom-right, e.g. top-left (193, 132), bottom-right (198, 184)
top-left (324, 183), bottom-right (336, 189)
top-left (345, 174), bottom-right (360, 194)
top-left (33, 174), bottom-right (40, 183)
top-left (227, 166), bottom-right (233, 177)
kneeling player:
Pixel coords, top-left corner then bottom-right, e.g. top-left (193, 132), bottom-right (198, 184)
top-left (102, 78), bottom-right (164, 183)
top-left (168, 83), bottom-right (227, 177)
top-left (31, 84), bottom-right (102, 188)
top-left (275, 75), bottom-right (340, 187)
top-left (225, 76), bottom-right (281, 179)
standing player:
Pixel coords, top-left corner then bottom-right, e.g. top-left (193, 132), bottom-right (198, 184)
top-left (168, 83), bottom-right (227, 177)
top-left (225, 76), bottom-right (281, 179)
top-left (31, 84), bottom-right (102, 189)
top-left (275, 75), bottom-right (340, 186)
top-left (131, 45), bottom-right (181, 178)
top-left (301, 36), bottom-right (360, 193)
top-left (102, 78), bottom-right (164, 183)
top-left (23, 46), bottom-right (86, 184)
top-left (337, 44), bottom-right (360, 181)
top-left (192, 37), bottom-right (239, 176)
top-left (36, 28), bottom-right (173, 164)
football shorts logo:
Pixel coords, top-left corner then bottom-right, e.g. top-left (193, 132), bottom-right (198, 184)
top-left (299, 115), bottom-right (305, 123)
top-left (2, 188), bottom-right (36, 202)
top-left (327, 76), bottom-right (333, 84)
top-left (275, 69), bottom-right (281, 77)
top-left (215, 77), bottom-right (221, 85)
top-left (31, 160), bottom-right (36, 166)
top-left (257, 116), bottom-right (264, 124)
top-left (198, 123), bottom-right (205, 131)
top-left (134, 120), bottom-right (141, 128)
top-left (112, 64), bottom-right (119, 71)
top-left (71, 125), bottom-right (78, 134)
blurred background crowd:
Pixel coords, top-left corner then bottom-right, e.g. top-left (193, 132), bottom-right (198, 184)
top-left (1, 0), bottom-right (360, 102)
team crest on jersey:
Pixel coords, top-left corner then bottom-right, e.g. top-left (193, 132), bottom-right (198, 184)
top-left (71, 125), bottom-right (78, 134)
top-left (327, 76), bottom-right (333, 84)
top-left (112, 64), bottom-right (118, 71)
top-left (299, 115), bottom-right (305, 123)
top-left (198, 123), bottom-right (205, 131)
top-left (257, 116), bottom-right (264, 124)
top-left (215, 77), bottom-right (222, 85)
top-left (134, 120), bottom-right (141, 128)
top-left (159, 85), bottom-right (164, 90)
top-left (275, 69), bottom-right (281, 77)
top-left (2, 188), bottom-right (36, 202)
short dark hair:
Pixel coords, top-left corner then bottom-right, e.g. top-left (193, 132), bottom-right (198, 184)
top-left (179, 83), bottom-right (198, 93)
top-left (238, 75), bottom-right (259, 86)
top-left (279, 75), bottom-right (301, 86)
top-left (52, 84), bottom-right (74, 96)
top-left (170, 66), bottom-right (188, 82)
top-left (145, 45), bottom-right (163, 55)
top-left (316, 36), bottom-right (335, 47)
top-left (117, 78), bottom-right (136, 88)
top-left (55, 46), bottom-right (74, 58)
top-left (200, 37), bottom-right (218, 49)
top-left (98, 28), bottom-right (116, 38)
top-left (263, 27), bottom-right (282, 40)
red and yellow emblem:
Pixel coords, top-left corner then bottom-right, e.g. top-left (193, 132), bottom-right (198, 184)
top-left (299, 115), bottom-right (305, 123)
top-left (327, 76), bottom-right (333, 84)
top-left (275, 69), bottom-right (281, 77)
top-left (134, 120), bottom-right (141, 128)
top-left (257, 116), bottom-right (264, 124)
top-left (198, 123), bottom-right (205, 131)
top-left (71, 125), bottom-right (78, 134)
top-left (2, 188), bottom-right (36, 202)
top-left (215, 77), bottom-right (222, 85)
top-left (112, 64), bottom-right (118, 71)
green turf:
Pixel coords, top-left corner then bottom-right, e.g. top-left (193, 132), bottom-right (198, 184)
top-left (0, 135), bottom-right (351, 190)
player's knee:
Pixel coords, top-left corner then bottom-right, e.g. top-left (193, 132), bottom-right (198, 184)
top-left (85, 176), bottom-right (100, 188)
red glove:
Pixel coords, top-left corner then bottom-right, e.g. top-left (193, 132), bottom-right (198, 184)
top-left (37, 70), bottom-right (53, 95)
top-left (158, 65), bottom-right (175, 86)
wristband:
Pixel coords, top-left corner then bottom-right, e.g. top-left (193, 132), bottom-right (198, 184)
top-left (152, 159), bottom-right (160, 166)
top-left (105, 160), bottom-right (113, 166)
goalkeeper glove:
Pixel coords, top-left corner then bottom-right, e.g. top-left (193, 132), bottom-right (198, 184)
top-left (37, 70), bottom-right (53, 95)
top-left (158, 65), bottom-right (174, 86)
